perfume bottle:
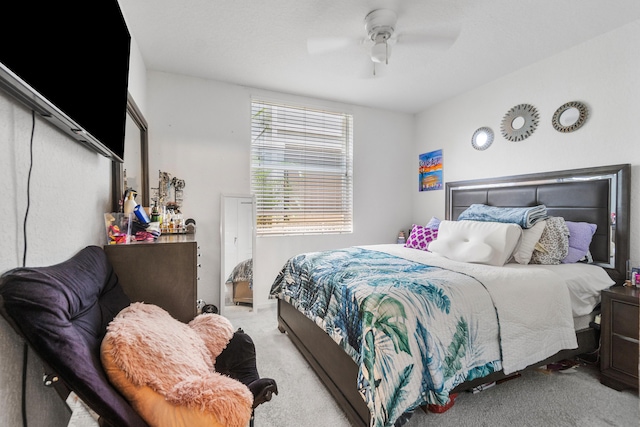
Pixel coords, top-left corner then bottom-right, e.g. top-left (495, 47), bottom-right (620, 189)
top-left (150, 202), bottom-right (161, 223)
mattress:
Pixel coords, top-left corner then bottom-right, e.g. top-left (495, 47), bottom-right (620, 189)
top-left (537, 263), bottom-right (614, 316)
top-left (573, 311), bottom-right (598, 331)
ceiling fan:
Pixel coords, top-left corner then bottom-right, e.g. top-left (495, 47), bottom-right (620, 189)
top-left (364, 9), bottom-right (397, 65)
top-left (307, 8), bottom-right (459, 77)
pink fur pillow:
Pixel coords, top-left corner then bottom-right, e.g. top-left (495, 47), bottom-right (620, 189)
top-left (101, 303), bottom-right (252, 427)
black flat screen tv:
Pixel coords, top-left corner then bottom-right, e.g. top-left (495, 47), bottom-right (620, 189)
top-left (0, 1), bottom-right (131, 162)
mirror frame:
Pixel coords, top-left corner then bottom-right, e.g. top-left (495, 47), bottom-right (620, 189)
top-left (500, 103), bottom-right (539, 142)
top-left (552, 101), bottom-right (588, 133)
top-left (220, 194), bottom-right (256, 316)
top-left (112, 93), bottom-right (149, 211)
top-left (471, 127), bottom-right (494, 151)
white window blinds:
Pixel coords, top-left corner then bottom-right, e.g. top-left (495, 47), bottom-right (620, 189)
top-left (251, 99), bottom-right (353, 235)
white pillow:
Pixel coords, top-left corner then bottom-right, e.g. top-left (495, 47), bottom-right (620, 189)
top-left (429, 220), bottom-right (523, 266)
top-left (512, 220), bottom-right (546, 264)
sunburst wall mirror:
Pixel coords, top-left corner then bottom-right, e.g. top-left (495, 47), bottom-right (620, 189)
top-left (500, 104), bottom-right (539, 141)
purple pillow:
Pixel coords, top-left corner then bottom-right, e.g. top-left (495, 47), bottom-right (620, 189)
top-left (405, 224), bottom-right (438, 251)
top-left (562, 221), bottom-right (597, 263)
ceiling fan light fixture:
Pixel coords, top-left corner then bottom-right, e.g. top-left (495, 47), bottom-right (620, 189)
top-left (371, 40), bottom-right (391, 64)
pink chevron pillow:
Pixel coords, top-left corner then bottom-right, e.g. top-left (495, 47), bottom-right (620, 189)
top-left (405, 224), bottom-right (438, 251)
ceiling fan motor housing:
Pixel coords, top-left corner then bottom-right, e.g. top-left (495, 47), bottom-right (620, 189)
top-left (365, 9), bottom-right (397, 42)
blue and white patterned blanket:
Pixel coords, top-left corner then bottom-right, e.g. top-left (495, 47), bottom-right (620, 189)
top-left (270, 247), bottom-right (502, 427)
top-left (226, 258), bottom-right (253, 289)
top-left (457, 204), bottom-right (548, 228)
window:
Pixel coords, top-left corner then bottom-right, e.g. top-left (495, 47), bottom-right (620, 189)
top-left (251, 99), bottom-right (353, 235)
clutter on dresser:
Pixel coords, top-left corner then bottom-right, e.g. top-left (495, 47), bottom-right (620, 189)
top-left (108, 170), bottom-right (195, 244)
top-left (150, 170), bottom-right (189, 234)
top-left (104, 212), bottom-right (132, 245)
top-left (107, 188), bottom-right (159, 244)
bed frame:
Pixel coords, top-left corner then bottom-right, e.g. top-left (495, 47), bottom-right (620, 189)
top-left (276, 164), bottom-right (631, 426)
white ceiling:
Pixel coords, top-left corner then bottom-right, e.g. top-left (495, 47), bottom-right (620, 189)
top-left (118, 0), bottom-right (640, 114)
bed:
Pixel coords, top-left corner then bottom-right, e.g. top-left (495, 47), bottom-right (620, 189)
top-left (226, 258), bottom-right (253, 305)
top-left (269, 164), bottom-right (630, 427)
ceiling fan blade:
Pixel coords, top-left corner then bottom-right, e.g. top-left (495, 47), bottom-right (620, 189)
top-left (397, 27), bottom-right (461, 51)
top-left (307, 36), bottom-right (360, 55)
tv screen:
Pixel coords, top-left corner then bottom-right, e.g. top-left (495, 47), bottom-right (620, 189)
top-left (0, 1), bottom-right (131, 162)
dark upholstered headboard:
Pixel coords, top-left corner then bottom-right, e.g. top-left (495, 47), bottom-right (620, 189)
top-left (445, 164), bottom-right (630, 284)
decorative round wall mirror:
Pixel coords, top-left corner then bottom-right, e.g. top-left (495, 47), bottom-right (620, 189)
top-left (552, 101), bottom-right (588, 133)
top-left (500, 104), bottom-right (539, 141)
top-left (471, 127), bottom-right (494, 151)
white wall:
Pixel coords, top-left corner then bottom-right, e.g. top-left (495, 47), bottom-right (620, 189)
top-left (413, 20), bottom-right (640, 267)
top-left (127, 35), bottom-right (147, 114)
top-left (0, 99), bottom-right (112, 272)
top-left (147, 72), bottom-right (415, 309)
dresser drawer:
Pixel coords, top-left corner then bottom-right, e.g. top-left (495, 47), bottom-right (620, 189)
top-left (611, 300), bottom-right (639, 338)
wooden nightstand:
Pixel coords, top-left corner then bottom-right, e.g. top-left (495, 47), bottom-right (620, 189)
top-left (600, 286), bottom-right (639, 391)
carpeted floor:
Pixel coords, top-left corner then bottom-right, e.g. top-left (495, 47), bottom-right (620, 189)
top-left (226, 303), bottom-right (639, 427)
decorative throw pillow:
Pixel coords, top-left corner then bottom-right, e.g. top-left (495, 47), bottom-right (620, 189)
top-left (425, 216), bottom-right (441, 229)
top-left (562, 221), bottom-right (597, 263)
top-left (101, 303), bottom-right (253, 427)
top-left (428, 220), bottom-right (522, 266)
top-left (405, 224), bottom-right (438, 251)
top-left (512, 220), bottom-right (546, 264)
top-left (530, 217), bottom-right (570, 265)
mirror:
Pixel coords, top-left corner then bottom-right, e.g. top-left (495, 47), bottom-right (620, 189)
top-left (112, 94), bottom-right (149, 211)
top-left (220, 194), bottom-right (256, 315)
top-left (471, 127), bottom-right (494, 151)
top-left (500, 103), bottom-right (539, 142)
top-left (511, 116), bottom-right (525, 130)
top-left (552, 101), bottom-right (588, 133)
top-left (559, 108), bottom-right (579, 126)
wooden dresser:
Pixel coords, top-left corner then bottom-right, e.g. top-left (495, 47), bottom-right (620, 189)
top-left (104, 235), bottom-right (199, 323)
top-left (600, 286), bottom-right (639, 391)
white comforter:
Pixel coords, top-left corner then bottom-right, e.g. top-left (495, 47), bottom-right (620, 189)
top-left (363, 244), bottom-right (578, 374)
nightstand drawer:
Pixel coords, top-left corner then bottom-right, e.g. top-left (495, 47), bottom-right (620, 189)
top-left (612, 300), bottom-right (639, 338)
top-left (611, 335), bottom-right (639, 378)
top-left (600, 286), bottom-right (639, 391)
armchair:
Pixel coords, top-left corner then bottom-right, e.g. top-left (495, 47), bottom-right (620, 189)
top-left (0, 246), bottom-right (276, 427)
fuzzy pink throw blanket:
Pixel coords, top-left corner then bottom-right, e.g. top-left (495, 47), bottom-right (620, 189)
top-left (104, 302), bottom-right (253, 426)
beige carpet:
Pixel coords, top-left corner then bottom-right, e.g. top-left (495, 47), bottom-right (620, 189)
top-left (227, 303), bottom-right (639, 427)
